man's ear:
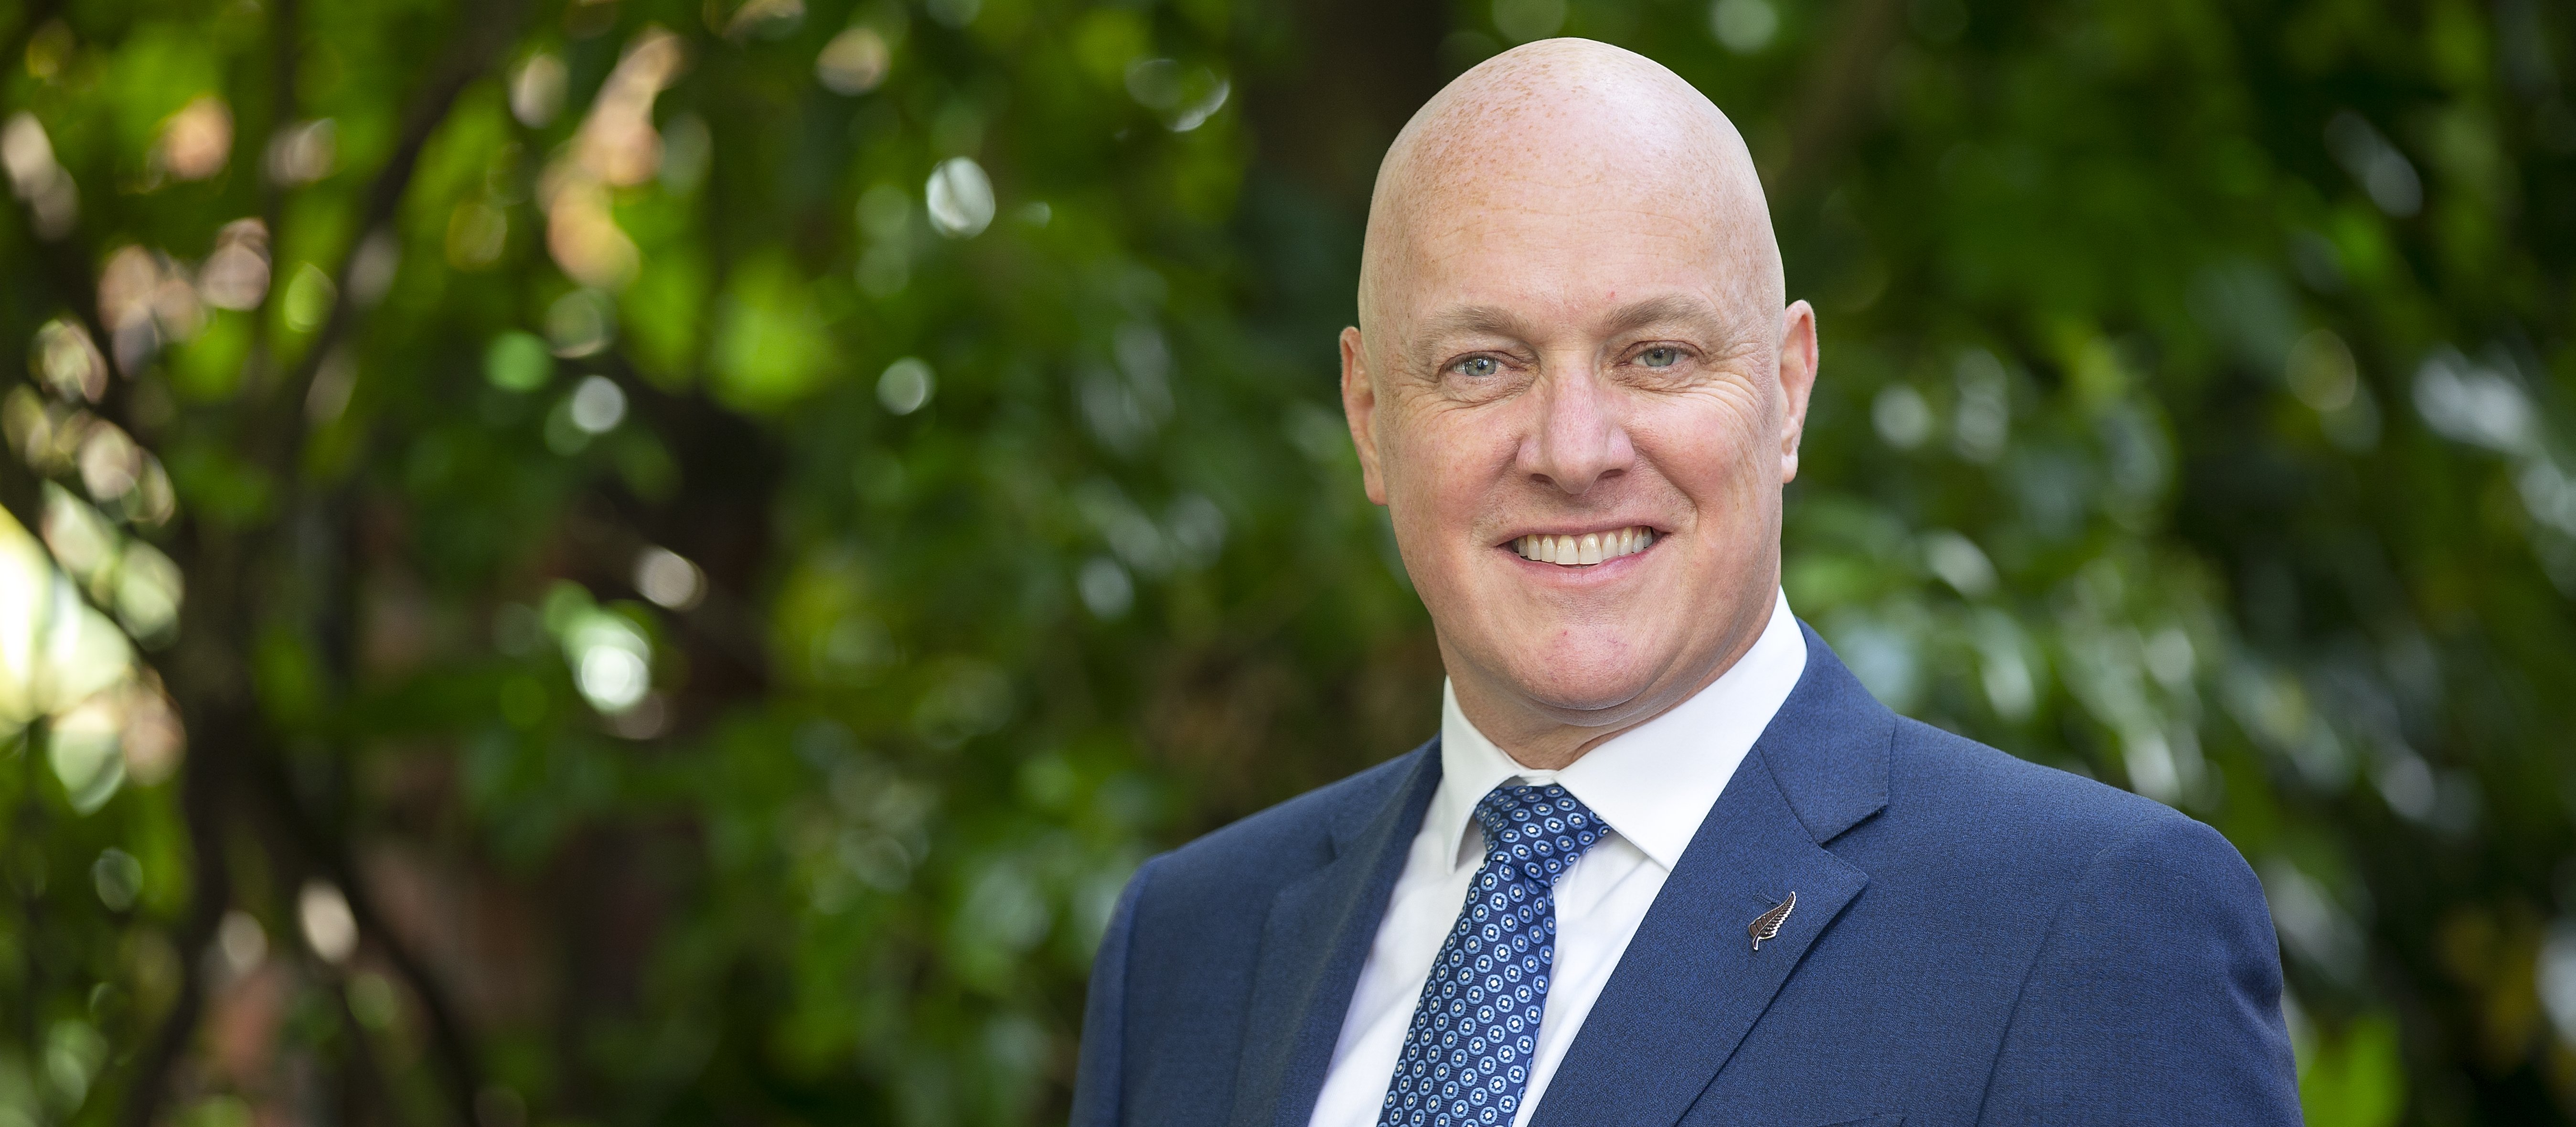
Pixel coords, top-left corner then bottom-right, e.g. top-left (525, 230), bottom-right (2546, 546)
top-left (1340, 326), bottom-right (1390, 505)
top-left (1775, 301), bottom-right (1819, 484)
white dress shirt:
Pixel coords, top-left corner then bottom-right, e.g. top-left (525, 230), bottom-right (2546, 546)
top-left (1305, 587), bottom-right (1807, 1127)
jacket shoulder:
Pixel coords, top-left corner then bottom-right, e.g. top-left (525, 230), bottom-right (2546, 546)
top-left (1856, 718), bottom-right (2274, 1003)
top-left (1890, 716), bottom-right (2194, 838)
top-left (1148, 743), bottom-right (1432, 896)
top-left (1867, 718), bottom-right (2251, 895)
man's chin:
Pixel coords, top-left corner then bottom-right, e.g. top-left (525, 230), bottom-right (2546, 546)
top-left (1493, 657), bottom-right (1670, 723)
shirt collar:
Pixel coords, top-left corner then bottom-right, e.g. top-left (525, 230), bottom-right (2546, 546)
top-left (1431, 586), bottom-right (1809, 873)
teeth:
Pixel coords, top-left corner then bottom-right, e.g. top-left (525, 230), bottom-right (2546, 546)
top-left (1514, 527), bottom-right (1655, 567)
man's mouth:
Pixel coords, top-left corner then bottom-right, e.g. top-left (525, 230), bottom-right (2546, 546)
top-left (1510, 526), bottom-right (1657, 567)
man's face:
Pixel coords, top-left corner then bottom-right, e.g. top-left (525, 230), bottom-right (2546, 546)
top-left (1342, 166), bottom-right (1817, 739)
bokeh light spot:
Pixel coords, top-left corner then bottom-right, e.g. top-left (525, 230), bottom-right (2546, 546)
top-left (92, 849), bottom-right (142, 911)
top-left (925, 158), bottom-right (994, 238)
top-left (817, 27), bottom-right (890, 94)
top-left (298, 880), bottom-right (358, 963)
top-left (281, 263), bottom-right (335, 333)
top-left (265, 118), bottom-right (336, 186)
top-left (877, 357), bottom-right (935, 415)
top-left (1710, 0), bottom-right (1778, 53)
top-left (547, 289), bottom-right (616, 357)
top-left (569, 376), bottom-right (627, 434)
top-left (578, 645), bottom-right (650, 711)
top-left (485, 331), bottom-right (556, 392)
top-left (634, 547), bottom-right (705, 610)
top-left (1078, 557), bottom-right (1133, 619)
top-left (2286, 329), bottom-right (2358, 412)
top-left (217, 910), bottom-right (266, 978)
top-left (511, 53), bottom-right (567, 127)
top-left (156, 95), bottom-right (233, 182)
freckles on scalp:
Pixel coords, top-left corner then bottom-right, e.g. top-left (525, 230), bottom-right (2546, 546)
top-left (1355, 39), bottom-right (1786, 351)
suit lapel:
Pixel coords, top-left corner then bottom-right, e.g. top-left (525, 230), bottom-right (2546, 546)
top-left (1529, 625), bottom-right (1895, 1127)
top-left (1227, 743), bottom-right (1443, 1127)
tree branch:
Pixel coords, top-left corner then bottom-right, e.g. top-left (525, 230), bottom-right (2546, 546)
top-left (3, 182), bottom-right (138, 439)
top-left (1776, 0), bottom-right (1908, 195)
top-left (261, 0), bottom-right (526, 484)
top-left (113, 703), bottom-right (235, 1127)
top-left (239, 727), bottom-right (486, 1127)
top-left (330, 974), bottom-right (415, 1127)
top-left (0, 0), bottom-right (66, 118)
top-left (0, 386), bottom-right (230, 1127)
top-left (111, 0), bottom-right (529, 1120)
top-left (13, 717), bottom-right (46, 1059)
top-left (244, 765), bottom-right (424, 1127)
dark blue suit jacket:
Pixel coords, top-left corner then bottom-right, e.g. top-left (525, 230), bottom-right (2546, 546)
top-left (1072, 626), bottom-right (2301, 1126)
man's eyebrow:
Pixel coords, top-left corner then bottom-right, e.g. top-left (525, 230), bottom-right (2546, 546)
top-left (1414, 295), bottom-right (1738, 344)
top-left (1401, 294), bottom-right (1753, 371)
top-left (1413, 304), bottom-right (1535, 342)
top-left (1596, 294), bottom-right (1732, 336)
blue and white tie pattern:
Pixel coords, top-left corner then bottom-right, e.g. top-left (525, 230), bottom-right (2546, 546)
top-left (1377, 783), bottom-right (1606, 1127)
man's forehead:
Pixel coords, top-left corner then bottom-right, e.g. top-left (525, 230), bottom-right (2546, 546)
top-left (1399, 177), bottom-right (1732, 262)
top-left (1385, 197), bottom-right (1766, 338)
top-left (1385, 110), bottom-right (1736, 236)
top-left (1408, 293), bottom-right (1741, 341)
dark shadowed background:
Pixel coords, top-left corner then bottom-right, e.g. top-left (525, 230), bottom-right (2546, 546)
top-left (1, 0), bottom-right (2572, 1123)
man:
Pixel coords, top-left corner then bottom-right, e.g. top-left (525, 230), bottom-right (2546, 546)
top-left (1073, 39), bottom-right (2300, 1127)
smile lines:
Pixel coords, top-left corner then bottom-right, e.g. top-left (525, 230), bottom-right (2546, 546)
top-left (1511, 527), bottom-right (1655, 567)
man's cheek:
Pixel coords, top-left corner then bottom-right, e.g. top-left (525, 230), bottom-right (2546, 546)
top-left (1644, 408), bottom-right (1763, 480)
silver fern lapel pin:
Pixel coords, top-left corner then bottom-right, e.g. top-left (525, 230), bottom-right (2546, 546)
top-left (1748, 891), bottom-right (1797, 951)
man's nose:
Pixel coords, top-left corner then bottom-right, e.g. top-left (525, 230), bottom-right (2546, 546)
top-left (1519, 364), bottom-right (1634, 496)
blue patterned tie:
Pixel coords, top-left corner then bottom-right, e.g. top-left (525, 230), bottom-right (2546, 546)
top-left (1377, 783), bottom-right (1607, 1127)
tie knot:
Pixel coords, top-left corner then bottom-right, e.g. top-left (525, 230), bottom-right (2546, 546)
top-left (1472, 783), bottom-right (1606, 886)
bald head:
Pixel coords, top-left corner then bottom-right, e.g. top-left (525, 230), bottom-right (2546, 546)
top-left (1357, 39), bottom-right (1782, 340)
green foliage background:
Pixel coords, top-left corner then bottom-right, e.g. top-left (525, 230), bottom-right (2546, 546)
top-left (0, 0), bottom-right (2570, 1123)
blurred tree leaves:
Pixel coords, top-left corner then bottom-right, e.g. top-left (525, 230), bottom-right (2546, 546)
top-left (0, 0), bottom-right (2569, 1124)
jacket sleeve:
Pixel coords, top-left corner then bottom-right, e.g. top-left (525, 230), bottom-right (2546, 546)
top-left (1071, 855), bottom-right (1160, 1127)
top-left (1976, 815), bottom-right (2302, 1126)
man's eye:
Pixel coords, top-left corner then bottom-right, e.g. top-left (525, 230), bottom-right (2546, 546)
top-left (1638, 346), bottom-right (1683, 369)
top-left (1455, 356), bottom-right (1501, 378)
